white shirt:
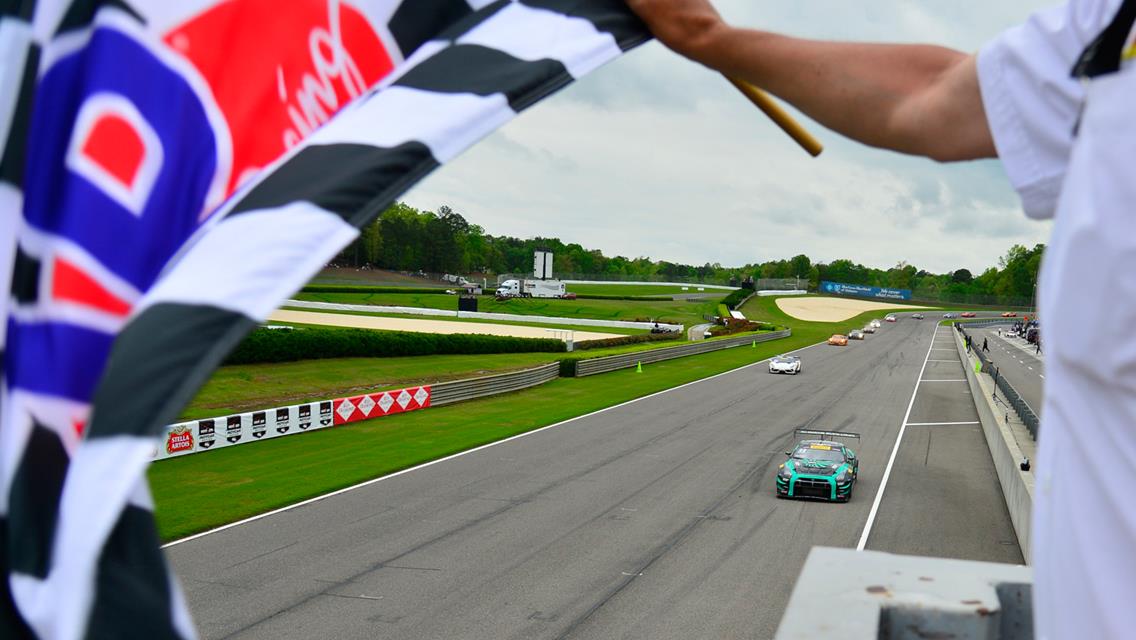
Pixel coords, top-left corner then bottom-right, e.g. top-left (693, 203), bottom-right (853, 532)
top-left (977, 1), bottom-right (1135, 638)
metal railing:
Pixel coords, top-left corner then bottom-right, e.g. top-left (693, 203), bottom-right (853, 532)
top-left (430, 363), bottom-right (560, 406)
top-left (960, 325), bottom-right (1039, 439)
top-left (573, 330), bottom-right (791, 377)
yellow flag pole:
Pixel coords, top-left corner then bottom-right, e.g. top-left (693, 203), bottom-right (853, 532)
top-left (725, 76), bottom-right (824, 157)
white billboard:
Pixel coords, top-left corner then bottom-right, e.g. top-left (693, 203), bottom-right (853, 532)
top-left (533, 250), bottom-right (553, 279)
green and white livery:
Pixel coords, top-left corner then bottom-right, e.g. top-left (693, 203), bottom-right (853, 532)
top-left (775, 429), bottom-right (860, 502)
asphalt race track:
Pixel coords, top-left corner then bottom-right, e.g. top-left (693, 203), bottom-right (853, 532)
top-left (166, 318), bottom-right (1022, 639)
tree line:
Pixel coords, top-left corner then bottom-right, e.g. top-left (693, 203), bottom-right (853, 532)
top-left (334, 202), bottom-right (1042, 306)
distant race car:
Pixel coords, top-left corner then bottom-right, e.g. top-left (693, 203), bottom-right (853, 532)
top-left (960, 312), bottom-right (977, 318)
top-left (862, 325), bottom-right (877, 334)
top-left (885, 315), bottom-right (898, 322)
top-left (943, 313), bottom-right (957, 319)
top-left (828, 334), bottom-right (849, 346)
top-left (870, 319), bottom-right (882, 328)
top-left (769, 354), bottom-right (802, 375)
top-left (776, 429), bottom-right (861, 502)
top-left (848, 329), bottom-right (865, 340)
top-left (1002, 311), bottom-right (1018, 317)
top-left (912, 313), bottom-right (925, 320)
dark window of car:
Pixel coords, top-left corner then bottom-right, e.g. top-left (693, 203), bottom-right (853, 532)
top-left (793, 446), bottom-right (845, 463)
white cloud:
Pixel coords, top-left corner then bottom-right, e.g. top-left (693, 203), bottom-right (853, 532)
top-left (404, 0), bottom-right (1055, 275)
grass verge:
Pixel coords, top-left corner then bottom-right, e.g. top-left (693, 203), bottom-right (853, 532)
top-left (152, 332), bottom-right (805, 542)
top-left (277, 308), bottom-right (641, 336)
top-left (738, 295), bottom-right (942, 343)
top-left (181, 331), bottom-right (707, 420)
top-left (292, 292), bottom-right (718, 327)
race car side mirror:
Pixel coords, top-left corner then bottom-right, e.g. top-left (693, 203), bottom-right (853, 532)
top-left (784, 451), bottom-right (792, 456)
top-left (1020, 457), bottom-right (1031, 471)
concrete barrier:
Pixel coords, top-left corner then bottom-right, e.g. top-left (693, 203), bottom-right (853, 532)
top-left (954, 326), bottom-right (1034, 559)
top-left (776, 547), bottom-right (1032, 639)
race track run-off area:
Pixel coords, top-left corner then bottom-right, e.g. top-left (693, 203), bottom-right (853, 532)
top-left (166, 319), bottom-right (1020, 639)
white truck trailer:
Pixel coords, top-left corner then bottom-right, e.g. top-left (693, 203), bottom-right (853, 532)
top-left (498, 278), bottom-right (567, 299)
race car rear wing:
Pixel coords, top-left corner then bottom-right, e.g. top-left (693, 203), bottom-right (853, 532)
top-left (794, 429), bottom-right (861, 442)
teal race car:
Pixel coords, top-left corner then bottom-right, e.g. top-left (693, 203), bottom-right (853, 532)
top-left (775, 429), bottom-right (861, 502)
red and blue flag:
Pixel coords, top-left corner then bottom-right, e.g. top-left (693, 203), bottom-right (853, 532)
top-left (0, 1), bottom-right (647, 637)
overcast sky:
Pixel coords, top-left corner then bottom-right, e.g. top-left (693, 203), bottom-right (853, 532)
top-left (403, 1), bottom-right (1056, 275)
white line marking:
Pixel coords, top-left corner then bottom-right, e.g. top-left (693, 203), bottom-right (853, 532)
top-left (1027, 366), bottom-right (1033, 371)
top-left (904, 421), bottom-right (980, 426)
top-left (163, 340), bottom-right (825, 548)
top-left (856, 326), bottom-right (938, 552)
top-left (919, 379), bottom-right (967, 382)
top-left (1040, 374), bottom-right (1045, 379)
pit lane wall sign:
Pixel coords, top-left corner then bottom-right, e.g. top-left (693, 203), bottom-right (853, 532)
top-left (155, 386), bottom-right (431, 460)
top-left (820, 281), bottom-right (912, 301)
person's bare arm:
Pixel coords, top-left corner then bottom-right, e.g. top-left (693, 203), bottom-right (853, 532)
top-left (627, 0), bottom-right (995, 162)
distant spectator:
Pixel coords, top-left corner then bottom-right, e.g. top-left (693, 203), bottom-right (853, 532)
top-left (982, 338), bottom-right (989, 353)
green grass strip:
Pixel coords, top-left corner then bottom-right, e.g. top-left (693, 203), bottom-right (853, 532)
top-left (151, 332), bottom-right (804, 542)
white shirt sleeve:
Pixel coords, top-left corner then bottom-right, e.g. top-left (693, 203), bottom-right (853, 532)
top-left (976, 0), bottom-right (1122, 219)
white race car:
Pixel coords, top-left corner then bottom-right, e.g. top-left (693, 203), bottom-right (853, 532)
top-left (862, 325), bottom-right (877, 334)
top-left (769, 354), bottom-right (802, 375)
top-left (870, 319), bottom-right (882, 328)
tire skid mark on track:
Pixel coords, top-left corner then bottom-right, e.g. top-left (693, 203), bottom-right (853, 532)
top-left (215, 418), bottom-right (727, 639)
top-left (551, 456), bottom-right (781, 640)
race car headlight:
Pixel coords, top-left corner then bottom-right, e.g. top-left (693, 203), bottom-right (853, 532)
top-left (778, 466), bottom-right (794, 479)
top-left (835, 470), bottom-right (849, 482)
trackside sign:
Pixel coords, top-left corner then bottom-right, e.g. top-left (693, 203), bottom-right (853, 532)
top-left (155, 385), bottom-right (431, 460)
top-left (821, 281), bottom-right (912, 301)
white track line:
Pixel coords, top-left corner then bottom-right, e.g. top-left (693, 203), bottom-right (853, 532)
top-left (905, 421), bottom-right (980, 426)
top-left (856, 325), bottom-right (939, 551)
top-left (163, 340), bottom-right (825, 549)
top-left (919, 379), bottom-right (967, 382)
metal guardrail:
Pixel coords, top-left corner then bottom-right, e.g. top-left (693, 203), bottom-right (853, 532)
top-left (430, 363), bottom-right (560, 406)
top-left (573, 330), bottom-right (791, 377)
top-left (960, 326), bottom-right (1039, 439)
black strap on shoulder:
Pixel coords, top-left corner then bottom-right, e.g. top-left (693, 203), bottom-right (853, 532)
top-left (1072, 0), bottom-right (1136, 78)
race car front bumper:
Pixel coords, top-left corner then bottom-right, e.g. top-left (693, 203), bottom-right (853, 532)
top-left (776, 474), bottom-right (853, 501)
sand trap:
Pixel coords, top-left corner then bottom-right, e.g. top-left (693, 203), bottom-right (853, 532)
top-left (268, 309), bottom-right (618, 342)
top-left (775, 296), bottom-right (936, 322)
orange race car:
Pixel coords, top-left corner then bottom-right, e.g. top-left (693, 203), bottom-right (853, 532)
top-left (828, 334), bottom-right (849, 346)
top-left (960, 312), bottom-right (977, 318)
top-left (1001, 311), bottom-right (1018, 317)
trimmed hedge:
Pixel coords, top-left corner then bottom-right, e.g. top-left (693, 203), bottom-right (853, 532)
top-left (721, 288), bottom-right (749, 309)
top-left (301, 285), bottom-right (449, 294)
top-left (574, 331), bottom-right (682, 351)
top-left (226, 326), bottom-right (565, 364)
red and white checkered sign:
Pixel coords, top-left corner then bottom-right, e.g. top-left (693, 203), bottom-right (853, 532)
top-left (332, 385), bottom-right (431, 425)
